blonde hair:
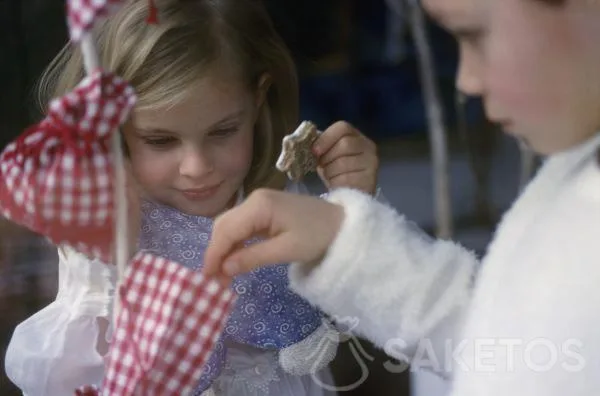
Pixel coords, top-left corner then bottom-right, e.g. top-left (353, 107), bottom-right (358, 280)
top-left (38, 0), bottom-right (297, 192)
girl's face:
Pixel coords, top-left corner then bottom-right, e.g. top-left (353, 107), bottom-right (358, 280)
top-left (423, 0), bottom-right (600, 154)
top-left (125, 70), bottom-right (260, 218)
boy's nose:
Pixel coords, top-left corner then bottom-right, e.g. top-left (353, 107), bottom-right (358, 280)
top-left (456, 50), bottom-right (484, 98)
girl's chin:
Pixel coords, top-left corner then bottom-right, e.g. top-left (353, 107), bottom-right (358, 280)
top-left (176, 202), bottom-right (224, 218)
top-left (175, 193), bottom-right (238, 218)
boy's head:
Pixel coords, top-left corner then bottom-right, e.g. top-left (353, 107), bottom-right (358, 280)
top-left (39, 0), bottom-right (297, 217)
top-left (423, 0), bottom-right (600, 155)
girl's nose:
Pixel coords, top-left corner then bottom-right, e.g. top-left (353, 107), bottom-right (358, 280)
top-left (179, 146), bottom-right (214, 179)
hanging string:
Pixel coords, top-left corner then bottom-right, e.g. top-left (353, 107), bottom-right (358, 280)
top-left (147, 0), bottom-right (159, 24)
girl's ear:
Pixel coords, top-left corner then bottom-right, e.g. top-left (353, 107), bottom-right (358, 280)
top-left (256, 73), bottom-right (272, 109)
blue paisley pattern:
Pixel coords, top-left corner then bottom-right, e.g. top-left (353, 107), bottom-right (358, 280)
top-left (139, 199), bottom-right (324, 393)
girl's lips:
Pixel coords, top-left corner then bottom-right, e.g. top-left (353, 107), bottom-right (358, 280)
top-left (180, 184), bottom-right (222, 200)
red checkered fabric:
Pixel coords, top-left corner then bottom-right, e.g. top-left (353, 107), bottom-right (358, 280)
top-left (102, 252), bottom-right (236, 395)
top-left (0, 69), bottom-right (136, 262)
top-left (74, 385), bottom-right (100, 396)
top-left (67, 0), bottom-right (127, 42)
top-left (67, 0), bottom-right (159, 41)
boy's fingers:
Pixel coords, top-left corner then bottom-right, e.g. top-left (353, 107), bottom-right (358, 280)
top-left (220, 234), bottom-right (296, 277)
top-left (204, 200), bottom-right (270, 276)
top-left (214, 273), bottom-right (233, 289)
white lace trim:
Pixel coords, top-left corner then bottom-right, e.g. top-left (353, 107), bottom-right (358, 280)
top-left (200, 388), bottom-right (217, 396)
top-left (206, 321), bottom-right (339, 395)
top-left (212, 345), bottom-right (281, 396)
top-left (278, 319), bottom-right (340, 376)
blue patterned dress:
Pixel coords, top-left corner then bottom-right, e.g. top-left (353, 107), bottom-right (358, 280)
top-left (139, 193), bottom-right (328, 394)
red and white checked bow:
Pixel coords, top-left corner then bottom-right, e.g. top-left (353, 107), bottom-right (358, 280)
top-left (67, 0), bottom-right (158, 42)
top-left (67, 0), bottom-right (127, 42)
top-left (101, 252), bottom-right (236, 395)
top-left (71, 254), bottom-right (236, 396)
top-left (26, 1), bottom-right (233, 394)
top-left (0, 70), bottom-right (136, 262)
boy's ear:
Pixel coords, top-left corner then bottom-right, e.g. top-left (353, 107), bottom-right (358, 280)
top-left (256, 73), bottom-right (272, 108)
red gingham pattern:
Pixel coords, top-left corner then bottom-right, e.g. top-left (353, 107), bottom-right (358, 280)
top-left (67, 0), bottom-right (127, 42)
top-left (102, 252), bottom-right (236, 395)
top-left (74, 385), bottom-right (101, 396)
top-left (46, 70), bottom-right (136, 139)
top-left (0, 70), bottom-right (136, 262)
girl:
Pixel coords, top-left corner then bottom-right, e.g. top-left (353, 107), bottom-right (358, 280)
top-left (4, 0), bottom-right (379, 395)
top-left (204, 0), bottom-right (600, 395)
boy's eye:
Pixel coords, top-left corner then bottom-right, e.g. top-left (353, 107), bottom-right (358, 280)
top-left (142, 136), bottom-right (177, 146)
top-left (455, 28), bottom-right (484, 44)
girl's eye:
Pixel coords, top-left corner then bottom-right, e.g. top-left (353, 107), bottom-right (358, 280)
top-left (142, 137), bottom-right (177, 146)
top-left (209, 127), bottom-right (239, 138)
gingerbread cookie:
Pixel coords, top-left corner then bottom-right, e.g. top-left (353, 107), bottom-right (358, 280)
top-left (276, 121), bottom-right (322, 181)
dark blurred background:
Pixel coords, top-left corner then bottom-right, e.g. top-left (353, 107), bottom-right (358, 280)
top-left (0, 1), bottom-right (522, 395)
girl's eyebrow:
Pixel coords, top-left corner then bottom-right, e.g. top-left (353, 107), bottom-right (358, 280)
top-left (135, 127), bottom-right (177, 136)
top-left (135, 109), bottom-right (246, 136)
top-left (209, 109), bottom-right (245, 128)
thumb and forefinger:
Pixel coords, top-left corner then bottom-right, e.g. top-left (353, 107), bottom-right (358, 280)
top-left (204, 191), bottom-right (306, 278)
top-left (203, 194), bottom-right (275, 277)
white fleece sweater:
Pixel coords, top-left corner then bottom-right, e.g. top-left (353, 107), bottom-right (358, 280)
top-left (289, 133), bottom-right (600, 396)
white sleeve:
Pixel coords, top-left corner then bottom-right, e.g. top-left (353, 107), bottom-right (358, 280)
top-left (288, 188), bottom-right (478, 377)
top-left (4, 246), bottom-right (116, 395)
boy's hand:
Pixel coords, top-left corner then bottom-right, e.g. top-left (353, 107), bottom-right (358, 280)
top-left (203, 189), bottom-right (344, 278)
top-left (313, 121), bottom-right (379, 195)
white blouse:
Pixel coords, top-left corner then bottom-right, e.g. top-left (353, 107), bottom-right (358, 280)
top-left (5, 246), bottom-right (116, 395)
